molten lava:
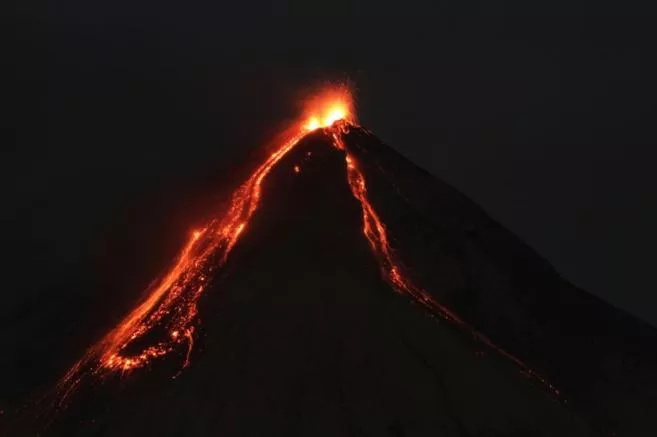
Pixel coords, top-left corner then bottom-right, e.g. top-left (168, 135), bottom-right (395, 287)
top-left (56, 85), bottom-right (557, 409)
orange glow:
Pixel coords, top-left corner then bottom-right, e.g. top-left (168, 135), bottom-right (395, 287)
top-left (305, 117), bottom-right (320, 131)
top-left (302, 84), bottom-right (354, 131)
top-left (293, 165), bottom-right (301, 174)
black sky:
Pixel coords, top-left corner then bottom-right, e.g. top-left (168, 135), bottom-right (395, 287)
top-left (8, 1), bottom-right (657, 326)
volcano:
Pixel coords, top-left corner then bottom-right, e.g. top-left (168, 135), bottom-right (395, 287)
top-left (4, 93), bottom-right (657, 436)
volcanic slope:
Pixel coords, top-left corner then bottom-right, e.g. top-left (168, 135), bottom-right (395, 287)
top-left (341, 126), bottom-right (657, 437)
top-left (20, 126), bottom-right (657, 436)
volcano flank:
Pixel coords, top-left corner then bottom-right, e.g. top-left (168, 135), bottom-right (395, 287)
top-left (4, 120), bottom-right (657, 437)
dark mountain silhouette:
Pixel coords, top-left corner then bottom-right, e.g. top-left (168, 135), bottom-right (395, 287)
top-left (4, 125), bottom-right (656, 436)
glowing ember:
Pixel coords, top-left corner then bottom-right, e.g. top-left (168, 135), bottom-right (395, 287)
top-left (56, 84), bottom-right (557, 409)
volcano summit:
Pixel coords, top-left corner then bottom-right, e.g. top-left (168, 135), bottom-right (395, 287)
top-left (4, 91), bottom-right (657, 436)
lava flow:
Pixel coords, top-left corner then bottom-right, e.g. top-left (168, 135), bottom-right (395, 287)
top-left (328, 123), bottom-right (559, 396)
top-left (55, 85), bottom-right (557, 409)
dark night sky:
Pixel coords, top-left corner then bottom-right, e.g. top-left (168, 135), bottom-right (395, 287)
top-left (8, 1), bottom-right (657, 326)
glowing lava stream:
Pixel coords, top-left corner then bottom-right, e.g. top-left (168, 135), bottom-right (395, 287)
top-left (56, 88), bottom-right (557, 407)
top-left (329, 122), bottom-right (559, 396)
